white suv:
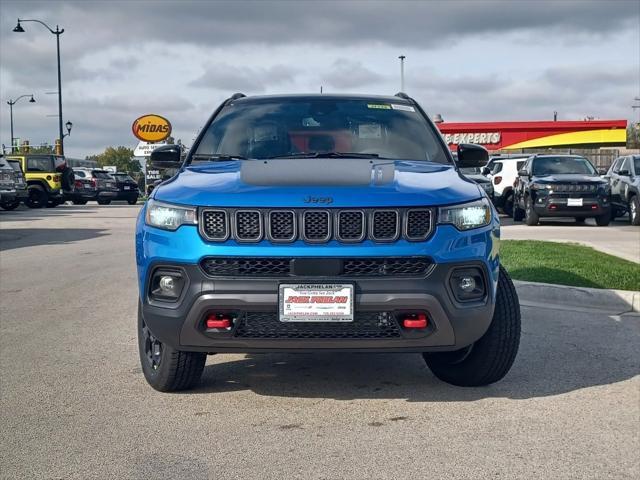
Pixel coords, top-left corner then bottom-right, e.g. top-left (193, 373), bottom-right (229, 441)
top-left (484, 156), bottom-right (529, 216)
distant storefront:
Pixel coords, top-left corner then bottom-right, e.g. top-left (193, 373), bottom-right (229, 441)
top-left (436, 120), bottom-right (627, 151)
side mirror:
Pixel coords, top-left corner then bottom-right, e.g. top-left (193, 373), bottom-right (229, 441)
top-left (618, 169), bottom-right (630, 177)
top-left (150, 145), bottom-right (182, 169)
top-left (481, 166), bottom-right (491, 175)
top-left (518, 168), bottom-right (528, 177)
top-left (456, 143), bottom-right (488, 169)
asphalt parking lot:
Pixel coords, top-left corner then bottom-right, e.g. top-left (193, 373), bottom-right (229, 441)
top-left (1, 205), bottom-right (638, 479)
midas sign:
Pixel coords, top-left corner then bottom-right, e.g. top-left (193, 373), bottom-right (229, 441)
top-left (132, 114), bottom-right (172, 142)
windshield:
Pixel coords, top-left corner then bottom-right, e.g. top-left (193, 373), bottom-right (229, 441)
top-left (193, 98), bottom-right (449, 163)
top-left (93, 171), bottom-right (113, 179)
top-left (7, 160), bottom-right (22, 172)
top-left (114, 174), bottom-right (135, 182)
top-left (532, 156), bottom-right (596, 176)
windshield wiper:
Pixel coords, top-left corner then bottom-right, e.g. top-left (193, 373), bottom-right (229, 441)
top-left (192, 153), bottom-right (248, 161)
top-left (267, 152), bottom-right (382, 159)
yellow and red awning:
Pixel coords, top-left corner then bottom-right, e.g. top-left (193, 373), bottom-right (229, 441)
top-left (437, 120), bottom-right (627, 151)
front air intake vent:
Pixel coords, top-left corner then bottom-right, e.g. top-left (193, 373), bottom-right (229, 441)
top-left (371, 210), bottom-right (399, 241)
top-left (200, 210), bottom-right (229, 241)
top-left (303, 210), bottom-right (331, 242)
top-left (234, 210), bottom-right (262, 241)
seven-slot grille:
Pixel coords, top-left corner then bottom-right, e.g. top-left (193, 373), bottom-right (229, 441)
top-left (552, 184), bottom-right (598, 193)
top-left (199, 208), bottom-right (434, 243)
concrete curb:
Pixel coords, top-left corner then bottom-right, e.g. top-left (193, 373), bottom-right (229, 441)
top-left (513, 280), bottom-right (640, 313)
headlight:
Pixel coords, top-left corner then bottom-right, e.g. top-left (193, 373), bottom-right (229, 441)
top-left (531, 183), bottom-right (551, 191)
top-left (438, 198), bottom-right (491, 231)
top-left (145, 199), bottom-right (197, 231)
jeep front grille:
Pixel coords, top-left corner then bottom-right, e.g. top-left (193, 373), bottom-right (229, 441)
top-left (200, 256), bottom-right (433, 277)
top-left (199, 208), bottom-right (434, 244)
top-left (201, 210), bottom-right (228, 240)
top-left (235, 210), bottom-right (262, 241)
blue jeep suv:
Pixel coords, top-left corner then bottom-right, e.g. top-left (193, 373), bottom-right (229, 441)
top-left (136, 93), bottom-right (521, 391)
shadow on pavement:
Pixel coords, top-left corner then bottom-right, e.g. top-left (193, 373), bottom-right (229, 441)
top-left (0, 227), bottom-right (108, 250)
top-left (187, 308), bottom-right (639, 401)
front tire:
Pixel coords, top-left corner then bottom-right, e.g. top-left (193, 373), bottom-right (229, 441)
top-left (127, 197), bottom-right (138, 205)
top-left (1, 199), bottom-right (20, 211)
top-left (595, 211), bottom-right (611, 226)
top-left (630, 196), bottom-right (640, 226)
top-left (423, 265), bottom-right (521, 387)
top-left (512, 196), bottom-right (525, 222)
top-left (503, 192), bottom-right (514, 217)
top-left (138, 303), bottom-right (206, 392)
top-left (524, 197), bottom-right (539, 226)
top-left (25, 187), bottom-right (48, 208)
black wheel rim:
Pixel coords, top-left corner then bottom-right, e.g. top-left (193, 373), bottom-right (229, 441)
top-left (142, 321), bottom-right (162, 370)
top-left (29, 191), bottom-right (43, 207)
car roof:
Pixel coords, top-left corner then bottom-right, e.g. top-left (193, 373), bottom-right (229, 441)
top-left (230, 93), bottom-right (413, 105)
top-left (533, 154), bottom-right (586, 158)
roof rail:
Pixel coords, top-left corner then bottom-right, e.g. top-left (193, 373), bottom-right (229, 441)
top-left (394, 92), bottom-right (411, 100)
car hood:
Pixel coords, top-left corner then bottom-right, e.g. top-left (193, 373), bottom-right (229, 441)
top-left (533, 174), bottom-right (606, 184)
top-left (463, 174), bottom-right (490, 184)
top-left (153, 158), bottom-right (482, 208)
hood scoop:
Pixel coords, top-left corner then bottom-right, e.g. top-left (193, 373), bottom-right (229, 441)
top-left (240, 158), bottom-right (394, 186)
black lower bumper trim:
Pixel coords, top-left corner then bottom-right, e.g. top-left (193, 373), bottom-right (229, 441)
top-left (140, 261), bottom-right (496, 353)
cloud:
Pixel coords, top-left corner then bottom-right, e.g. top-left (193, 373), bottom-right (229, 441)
top-left (190, 64), bottom-right (298, 93)
top-left (322, 59), bottom-right (385, 90)
top-left (0, 0), bottom-right (637, 157)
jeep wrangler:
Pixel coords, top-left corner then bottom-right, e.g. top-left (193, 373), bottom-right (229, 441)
top-left (6, 154), bottom-right (74, 208)
top-left (136, 93), bottom-right (521, 392)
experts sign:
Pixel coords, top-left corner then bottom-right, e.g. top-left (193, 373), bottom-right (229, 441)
top-left (132, 114), bottom-right (172, 142)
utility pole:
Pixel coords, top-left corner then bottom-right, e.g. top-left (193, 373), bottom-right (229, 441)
top-left (398, 55), bottom-right (406, 92)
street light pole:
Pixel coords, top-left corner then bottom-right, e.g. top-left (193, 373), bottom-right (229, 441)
top-left (6, 94), bottom-right (35, 153)
top-left (14, 19), bottom-right (65, 155)
top-left (398, 55), bottom-right (406, 92)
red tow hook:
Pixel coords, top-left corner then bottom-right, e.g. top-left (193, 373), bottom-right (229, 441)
top-left (403, 313), bottom-right (428, 329)
top-left (206, 314), bottom-right (231, 329)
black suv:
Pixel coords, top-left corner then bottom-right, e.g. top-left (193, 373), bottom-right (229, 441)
top-left (513, 154), bottom-right (611, 226)
top-left (606, 155), bottom-right (639, 225)
top-left (111, 172), bottom-right (140, 204)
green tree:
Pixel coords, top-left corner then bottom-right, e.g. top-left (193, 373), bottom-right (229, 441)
top-left (87, 146), bottom-right (140, 173)
top-left (627, 122), bottom-right (640, 149)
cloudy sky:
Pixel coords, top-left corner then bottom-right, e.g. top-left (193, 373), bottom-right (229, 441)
top-left (0, 0), bottom-right (638, 158)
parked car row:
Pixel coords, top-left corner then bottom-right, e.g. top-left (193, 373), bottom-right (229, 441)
top-left (0, 153), bottom-right (139, 210)
top-left (479, 153), bottom-right (639, 226)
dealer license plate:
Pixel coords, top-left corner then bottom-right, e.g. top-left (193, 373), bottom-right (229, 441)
top-left (124, 186), bottom-right (130, 190)
top-left (567, 198), bottom-right (583, 207)
top-left (279, 284), bottom-right (354, 322)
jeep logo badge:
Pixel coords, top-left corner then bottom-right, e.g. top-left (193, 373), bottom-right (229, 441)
top-left (132, 114), bottom-right (172, 142)
top-left (304, 196), bottom-right (333, 204)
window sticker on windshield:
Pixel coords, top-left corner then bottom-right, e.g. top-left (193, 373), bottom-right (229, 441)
top-left (358, 124), bottom-right (382, 139)
top-left (253, 124), bottom-right (279, 142)
top-left (391, 104), bottom-right (415, 112)
top-left (367, 104), bottom-right (392, 110)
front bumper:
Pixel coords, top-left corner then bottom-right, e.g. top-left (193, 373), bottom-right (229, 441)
top-left (0, 189), bottom-right (17, 201)
top-left (98, 190), bottom-right (118, 198)
top-left (136, 208), bottom-right (501, 353)
top-left (533, 194), bottom-right (611, 217)
top-left (140, 261), bottom-right (495, 353)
